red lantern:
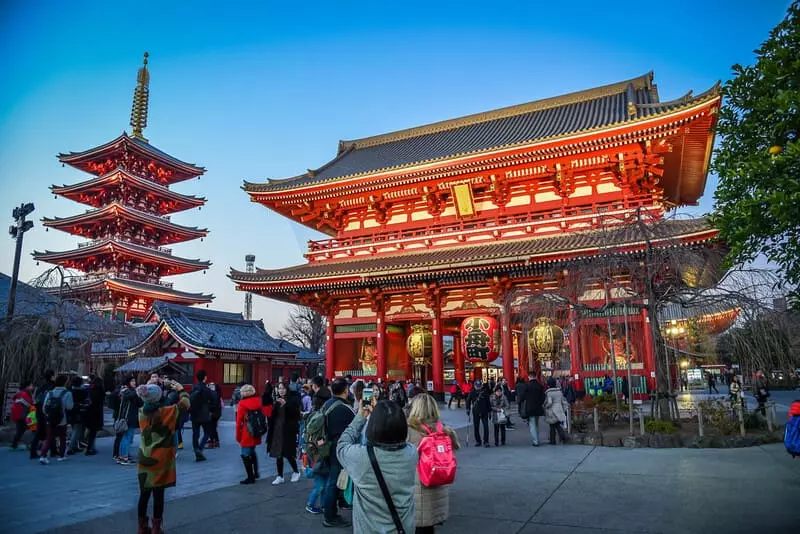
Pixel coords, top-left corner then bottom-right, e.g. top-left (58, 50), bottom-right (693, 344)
top-left (460, 315), bottom-right (500, 367)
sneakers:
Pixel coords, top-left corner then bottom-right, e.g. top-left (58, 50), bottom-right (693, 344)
top-left (323, 516), bottom-right (352, 528)
top-left (57, 456), bottom-right (67, 462)
top-left (305, 505), bottom-right (323, 514)
top-left (195, 453), bottom-right (207, 462)
top-left (290, 472), bottom-right (301, 483)
top-left (272, 476), bottom-right (285, 485)
top-left (39, 456), bottom-right (50, 465)
top-left (117, 457), bottom-right (135, 466)
top-left (177, 442), bottom-right (184, 450)
top-left (85, 450), bottom-right (98, 456)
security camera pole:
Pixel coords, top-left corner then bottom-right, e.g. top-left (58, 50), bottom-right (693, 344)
top-left (6, 202), bottom-right (35, 320)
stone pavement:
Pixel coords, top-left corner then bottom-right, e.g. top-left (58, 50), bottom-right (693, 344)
top-left (2, 407), bottom-right (799, 534)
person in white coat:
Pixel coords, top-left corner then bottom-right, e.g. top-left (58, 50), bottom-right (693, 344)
top-left (544, 378), bottom-right (568, 445)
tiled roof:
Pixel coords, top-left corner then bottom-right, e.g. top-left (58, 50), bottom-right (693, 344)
top-left (230, 218), bottom-right (716, 286)
top-left (92, 324), bottom-right (158, 355)
top-left (114, 356), bottom-right (181, 373)
top-left (149, 301), bottom-right (297, 355)
top-left (58, 133), bottom-right (205, 176)
top-left (246, 73), bottom-right (720, 193)
top-left (54, 277), bottom-right (213, 305)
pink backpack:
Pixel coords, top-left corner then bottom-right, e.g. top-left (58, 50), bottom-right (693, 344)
top-left (416, 422), bottom-right (457, 487)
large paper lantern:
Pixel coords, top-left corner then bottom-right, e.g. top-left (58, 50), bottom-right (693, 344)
top-left (528, 317), bottom-right (564, 361)
top-left (460, 315), bottom-right (500, 367)
top-left (406, 324), bottom-right (432, 366)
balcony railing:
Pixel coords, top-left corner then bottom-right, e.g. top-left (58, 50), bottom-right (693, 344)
top-left (75, 239), bottom-right (172, 255)
top-left (65, 272), bottom-right (174, 290)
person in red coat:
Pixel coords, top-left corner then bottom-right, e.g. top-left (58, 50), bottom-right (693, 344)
top-left (236, 385), bottom-right (263, 484)
top-left (10, 381), bottom-right (34, 450)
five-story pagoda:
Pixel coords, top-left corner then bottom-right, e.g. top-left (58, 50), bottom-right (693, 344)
top-left (35, 53), bottom-right (213, 321)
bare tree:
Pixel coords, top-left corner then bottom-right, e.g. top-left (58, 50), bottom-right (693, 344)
top-left (278, 305), bottom-right (326, 356)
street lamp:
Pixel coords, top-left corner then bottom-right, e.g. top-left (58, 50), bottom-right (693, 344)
top-left (6, 202), bottom-right (35, 320)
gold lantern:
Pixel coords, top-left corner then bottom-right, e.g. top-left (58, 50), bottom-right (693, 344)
top-left (406, 324), bottom-right (432, 366)
top-left (528, 317), bottom-right (565, 361)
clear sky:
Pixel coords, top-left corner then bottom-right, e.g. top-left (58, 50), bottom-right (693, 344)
top-left (0, 0), bottom-right (790, 335)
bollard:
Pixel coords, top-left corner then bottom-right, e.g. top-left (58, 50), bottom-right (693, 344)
top-left (697, 403), bottom-right (704, 437)
top-left (766, 402), bottom-right (774, 433)
top-left (770, 401), bottom-right (778, 431)
top-left (593, 406), bottom-right (599, 432)
top-left (737, 402), bottom-right (745, 437)
top-left (566, 405), bottom-right (571, 434)
top-left (638, 409), bottom-right (645, 436)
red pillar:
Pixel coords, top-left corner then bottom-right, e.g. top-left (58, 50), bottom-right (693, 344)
top-left (519, 330), bottom-right (529, 381)
top-left (325, 313), bottom-right (335, 380)
top-left (569, 306), bottom-right (580, 379)
top-left (432, 314), bottom-right (444, 395)
top-left (641, 307), bottom-right (656, 391)
top-left (454, 335), bottom-right (465, 385)
top-left (501, 307), bottom-right (514, 383)
top-left (376, 310), bottom-right (387, 381)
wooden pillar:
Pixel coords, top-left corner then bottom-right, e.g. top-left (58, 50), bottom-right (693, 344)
top-left (519, 330), bottom-right (529, 381)
top-left (641, 307), bottom-right (656, 391)
top-left (454, 335), bottom-right (465, 385)
top-left (501, 306), bottom-right (514, 383)
top-left (325, 313), bottom-right (335, 380)
top-left (432, 314), bottom-right (444, 396)
top-left (376, 310), bottom-right (387, 381)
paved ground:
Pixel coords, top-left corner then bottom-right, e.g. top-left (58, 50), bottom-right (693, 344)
top-left (2, 402), bottom-right (798, 534)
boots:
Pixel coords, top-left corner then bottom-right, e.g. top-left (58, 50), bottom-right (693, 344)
top-left (240, 455), bottom-right (255, 484)
top-left (151, 518), bottom-right (163, 534)
top-left (137, 516), bottom-right (151, 534)
top-left (250, 450), bottom-right (260, 479)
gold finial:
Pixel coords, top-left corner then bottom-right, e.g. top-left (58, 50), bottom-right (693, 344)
top-left (130, 52), bottom-right (150, 142)
top-left (627, 100), bottom-right (637, 119)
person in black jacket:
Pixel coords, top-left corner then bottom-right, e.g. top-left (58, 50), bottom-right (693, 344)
top-left (523, 377), bottom-right (546, 447)
top-left (67, 376), bottom-right (87, 454)
top-left (207, 382), bottom-right (222, 448)
top-left (321, 378), bottom-right (355, 528)
top-left (190, 370), bottom-right (214, 461)
top-left (310, 376), bottom-right (331, 412)
top-left (269, 382), bottom-right (302, 485)
top-left (116, 376), bottom-right (142, 465)
top-left (84, 376), bottom-right (105, 456)
top-left (467, 380), bottom-right (492, 447)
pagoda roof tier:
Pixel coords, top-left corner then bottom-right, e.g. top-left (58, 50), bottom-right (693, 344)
top-left (230, 218), bottom-right (719, 297)
top-left (34, 239), bottom-right (211, 276)
top-left (58, 133), bottom-right (205, 184)
top-left (245, 72), bottom-right (720, 203)
top-left (42, 202), bottom-right (208, 245)
top-left (56, 277), bottom-right (213, 306)
top-left (51, 168), bottom-right (206, 214)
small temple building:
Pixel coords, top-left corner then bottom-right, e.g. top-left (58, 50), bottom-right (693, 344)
top-left (231, 72), bottom-right (724, 399)
top-left (34, 53), bottom-right (213, 321)
top-left (91, 301), bottom-right (320, 397)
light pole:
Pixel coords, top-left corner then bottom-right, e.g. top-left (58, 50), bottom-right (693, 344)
top-left (6, 203), bottom-right (35, 320)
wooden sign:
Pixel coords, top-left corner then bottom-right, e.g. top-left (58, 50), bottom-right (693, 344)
top-left (450, 183), bottom-right (476, 218)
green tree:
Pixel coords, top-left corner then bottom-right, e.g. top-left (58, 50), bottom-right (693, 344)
top-left (711, 2), bottom-right (800, 304)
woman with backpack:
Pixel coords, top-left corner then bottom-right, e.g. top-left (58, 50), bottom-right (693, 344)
top-left (136, 379), bottom-right (189, 534)
top-left (269, 381), bottom-right (302, 485)
top-left (235, 384), bottom-right (263, 484)
top-left (490, 385), bottom-right (510, 446)
top-left (407, 393), bottom-right (459, 533)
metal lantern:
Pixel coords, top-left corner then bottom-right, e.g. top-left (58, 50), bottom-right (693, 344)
top-left (528, 316), bottom-right (565, 361)
top-left (460, 315), bottom-right (500, 367)
top-left (406, 324), bottom-right (432, 366)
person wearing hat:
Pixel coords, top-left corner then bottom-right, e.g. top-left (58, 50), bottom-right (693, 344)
top-left (235, 384), bottom-right (263, 484)
top-left (136, 379), bottom-right (189, 534)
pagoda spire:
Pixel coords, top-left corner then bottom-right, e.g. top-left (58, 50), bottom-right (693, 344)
top-left (130, 52), bottom-right (150, 142)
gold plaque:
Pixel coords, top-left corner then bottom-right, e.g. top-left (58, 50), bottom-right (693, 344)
top-left (450, 182), bottom-right (476, 218)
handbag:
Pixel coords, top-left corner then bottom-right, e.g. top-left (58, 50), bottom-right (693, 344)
top-left (496, 409), bottom-right (508, 425)
top-left (367, 444), bottom-right (406, 534)
top-left (336, 469), bottom-right (350, 490)
top-left (114, 401), bottom-right (130, 434)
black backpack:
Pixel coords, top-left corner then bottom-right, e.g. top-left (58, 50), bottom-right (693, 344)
top-left (44, 390), bottom-right (64, 425)
top-left (246, 408), bottom-right (269, 438)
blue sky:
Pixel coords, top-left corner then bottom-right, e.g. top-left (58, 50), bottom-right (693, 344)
top-left (0, 0), bottom-right (790, 334)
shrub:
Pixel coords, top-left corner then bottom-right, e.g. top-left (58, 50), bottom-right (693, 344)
top-left (645, 418), bottom-right (679, 434)
top-left (698, 399), bottom-right (738, 436)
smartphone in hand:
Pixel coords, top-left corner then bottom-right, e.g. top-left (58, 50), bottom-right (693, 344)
top-left (362, 388), bottom-right (374, 408)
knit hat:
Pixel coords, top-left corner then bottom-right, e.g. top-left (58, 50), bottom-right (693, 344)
top-left (240, 384), bottom-right (256, 398)
top-left (136, 384), bottom-right (163, 405)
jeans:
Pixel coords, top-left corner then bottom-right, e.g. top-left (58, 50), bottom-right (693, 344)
top-left (11, 419), bottom-right (28, 448)
top-left (493, 423), bottom-right (506, 445)
top-left (192, 421), bottom-right (210, 453)
top-left (68, 423), bottom-right (84, 451)
top-left (119, 427), bottom-right (136, 458)
top-left (473, 413), bottom-right (489, 444)
top-left (307, 473), bottom-right (325, 507)
top-left (323, 461), bottom-right (343, 521)
top-left (40, 424), bottom-right (67, 458)
top-left (528, 416), bottom-right (541, 445)
top-left (240, 446), bottom-right (255, 456)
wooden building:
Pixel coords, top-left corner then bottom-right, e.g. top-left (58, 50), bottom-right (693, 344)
top-left (230, 72), bottom-right (722, 398)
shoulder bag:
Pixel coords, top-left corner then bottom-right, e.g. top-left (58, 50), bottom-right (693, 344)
top-left (114, 400), bottom-right (130, 434)
top-left (367, 444), bottom-right (406, 534)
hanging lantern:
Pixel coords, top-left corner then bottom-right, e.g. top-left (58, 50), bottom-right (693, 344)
top-left (528, 317), bottom-right (565, 361)
top-left (460, 315), bottom-right (500, 367)
top-left (406, 324), bottom-right (432, 366)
